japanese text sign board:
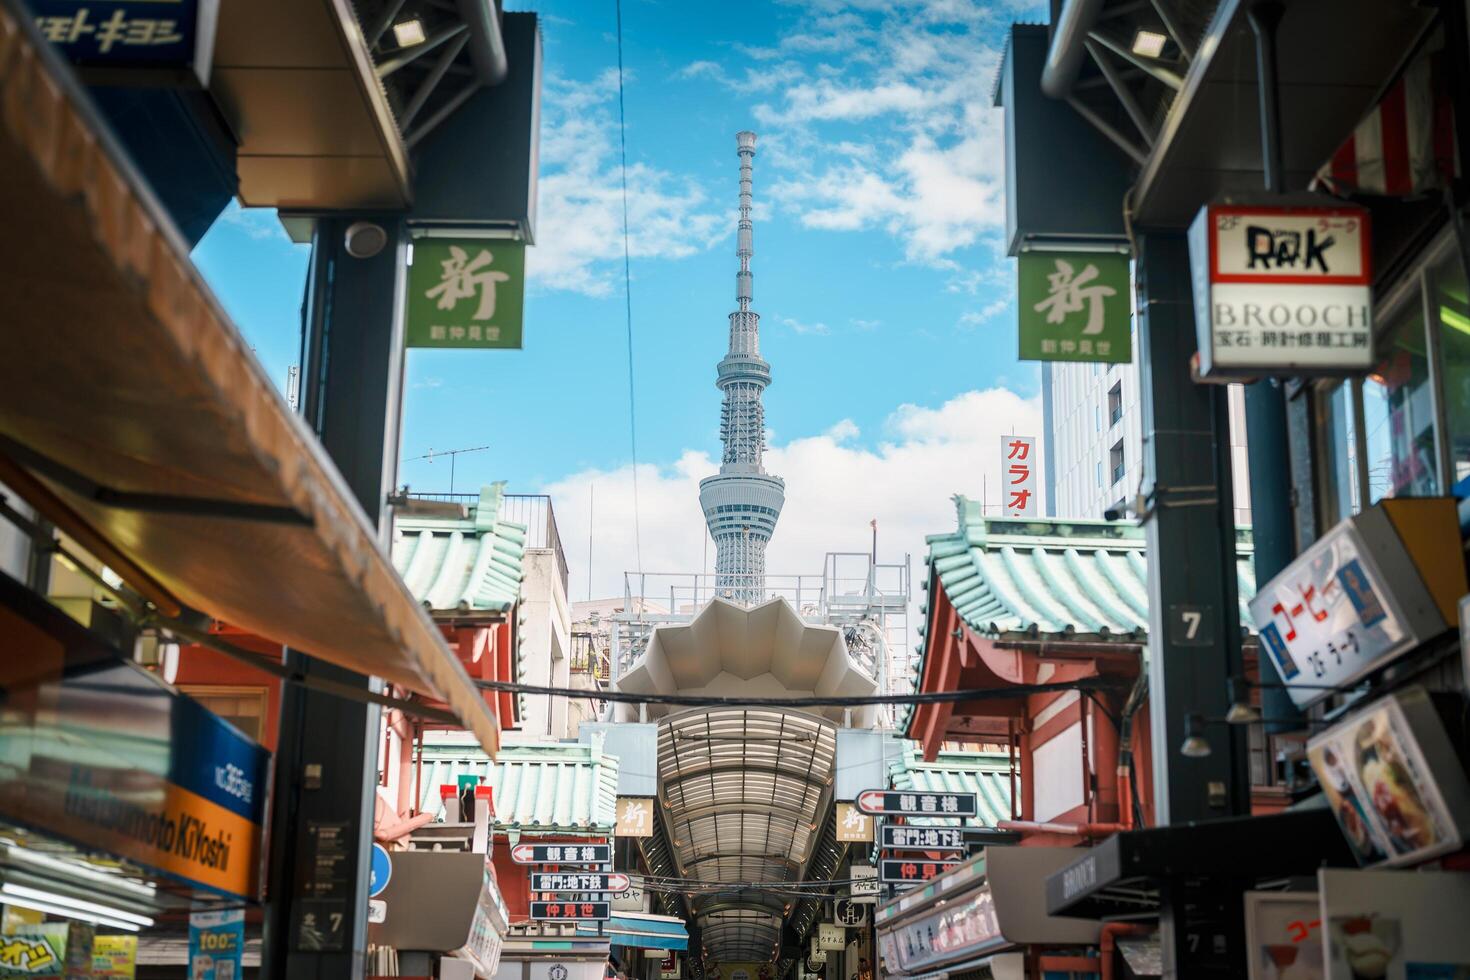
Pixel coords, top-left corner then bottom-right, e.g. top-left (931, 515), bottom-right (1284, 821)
top-left (834, 802), bottom-right (874, 842)
top-left (1248, 503), bottom-right (1450, 709)
top-left (616, 797), bottom-right (654, 838)
top-left (91, 935), bottom-right (137, 979)
top-left (530, 872), bottom-right (631, 893)
top-left (849, 865), bottom-right (879, 904)
top-left (880, 826), bottom-right (968, 852)
top-left (530, 901), bottom-right (611, 921)
top-left (32, 0), bottom-right (219, 85)
top-left (816, 924), bottom-right (846, 952)
top-left (407, 239), bottom-right (525, 349)
top-left (511, 843), bottom-right (612, 865)
top-left (883, 887), bottom-right (1003, 973)
top-left (1189, 203), bottom-right (1373, 378)
top-left (856, 789), bottom-right (978, 818)
top-left (1001, 436), bottom-right (1037, 517)
top-left (0, 923), bottom-right (68, 977)
top-left (1018, 251), bottom-right (1131, 363)
top-left (879, 859), bottom-right (961, 885)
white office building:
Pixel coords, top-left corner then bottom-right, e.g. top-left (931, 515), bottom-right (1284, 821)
top-left (1041, 349), bottom-right (1252, 526)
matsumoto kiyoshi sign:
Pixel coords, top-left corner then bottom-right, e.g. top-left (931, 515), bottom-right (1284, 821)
top-left (407, 238), bottom-right (525, 349)
top-left (0, 575), bottom-right (271, 900)
top-left (1189, 203), bottom-right (1373, 377)
top-left (1018, 250), bottom-right (1131, 364)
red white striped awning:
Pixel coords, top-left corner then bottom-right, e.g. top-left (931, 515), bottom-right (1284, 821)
top-left (1317, 31), bottom-right (1457, 197)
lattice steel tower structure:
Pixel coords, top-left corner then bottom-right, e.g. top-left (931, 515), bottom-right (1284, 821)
top-left (699, 131), bottom-right (785, 605)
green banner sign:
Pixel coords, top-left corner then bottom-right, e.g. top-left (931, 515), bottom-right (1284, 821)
top-left (406, 238), bottom-right (525, 349)
top-left (1018, 250), bottom-right (1131, 363)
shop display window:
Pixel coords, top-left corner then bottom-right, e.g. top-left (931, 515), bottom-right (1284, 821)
top-left (1429, 247), bottom-right (1470, 494)
top-left (1363, 302), bottom-right (1438, 502)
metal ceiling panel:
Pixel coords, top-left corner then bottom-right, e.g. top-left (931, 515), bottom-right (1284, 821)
top-left (1134, 0), bottom-right (1435, 225)
top-left (209, 0), bottom-right (410, 209)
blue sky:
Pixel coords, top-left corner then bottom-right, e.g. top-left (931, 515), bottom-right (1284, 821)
top-left (193, 0), bottom-right (1046, 598)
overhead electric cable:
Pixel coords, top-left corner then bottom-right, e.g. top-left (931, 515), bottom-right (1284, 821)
top-left (614, 0), bottom-right (644, 576)
top-left (472, 676), bottom-right (1122, 707)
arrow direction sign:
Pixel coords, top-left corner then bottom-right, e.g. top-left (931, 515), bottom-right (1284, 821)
top-left (855, 790), bottom-right (978, 818)
top-left (879, 826), bottom-right (968, 851)
top-left (878, 858), bottom-right (961, 884)
top-left (530, 872), bottom-right (631, 894)
top-left (530, 900), bottom-right (611, 921)
top-left (511, 843), bottom-right (613, 865)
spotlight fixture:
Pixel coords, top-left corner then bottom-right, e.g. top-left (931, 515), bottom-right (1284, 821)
top-left (1225, 675), bottom-right (1262, 724)
top-left (393, 18), bottom-right (427, 47)
top-left (1131, 29), bottom-right (1168, 59)
top-left (1179, 713), bottom-right (1211, 758)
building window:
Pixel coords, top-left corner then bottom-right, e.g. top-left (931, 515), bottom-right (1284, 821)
top-left (1315, 379), bottom-right (1362, 528)
top-left (1110, 440), bottom-right (1125, 485)
top-left (1096, 460), bottom-right (1102, 487)
top-left (1108, 382), bottom-right (1123, 426)
top-left (1364, 295), bottom-right (1438, 502)
top-left (180, 685), bottom-right (268, 743)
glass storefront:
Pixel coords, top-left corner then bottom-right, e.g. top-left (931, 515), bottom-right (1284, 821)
top-left (1316, 227), bottom-right (1470, 514)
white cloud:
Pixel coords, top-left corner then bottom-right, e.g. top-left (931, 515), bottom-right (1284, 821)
top-left (850, 318), bottom-right (880, 331)
top-left (959, 296), bottom-right (1010, 329)
top-left (215, 202), bottom-right (294, 243)
top-left (543, 387), bottom-right (1043, 606)
top-left (781, 316), bottom-right (831, 335)
top-left (529, 73), bottom-right (724, 297)
top-left (676, 1), bottom-right (1015, 273)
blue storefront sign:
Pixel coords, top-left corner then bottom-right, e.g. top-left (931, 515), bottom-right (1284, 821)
top-left (29, 0), bottom-right (219, 83)
top-left (189, 909), bottom-right (245, 980)
top-left (0, 572), bottom-right (272, 899)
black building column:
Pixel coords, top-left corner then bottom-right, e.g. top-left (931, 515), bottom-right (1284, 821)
top-left (1135, 230), bottom-right (1250, 974)
top-left (262, 216), bottom-right (407, 980)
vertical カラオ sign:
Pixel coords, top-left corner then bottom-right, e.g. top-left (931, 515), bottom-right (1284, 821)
top-left (407, 239), bottom-right (525, 349)
top-left (1001, 436), bottom-right (1037, 517)
top-left (1189, 203), bottom-right (1372, 377)
top-left (1018, 251), bottom-right (1131, 363)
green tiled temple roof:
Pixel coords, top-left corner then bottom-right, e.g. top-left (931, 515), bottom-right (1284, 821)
top-left (393, 483), bottom-right (527, 613)
top-left (903, 495), bottom-right (1256, 730)
top-left (921, 496), bottom-right (1255, 642)
top-left (887, 740), bottom-right (1014, 827)
top-left (416, 737), bottom-right (620, 832)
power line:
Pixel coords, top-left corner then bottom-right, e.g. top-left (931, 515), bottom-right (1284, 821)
top-left (472, 676), bottom-right (1123, 707)
top-left (614, 0), bottom-right (644, 576)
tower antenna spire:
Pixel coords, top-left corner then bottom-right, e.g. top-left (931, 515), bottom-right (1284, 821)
top-left (699, 132), bottom-right (785, 605)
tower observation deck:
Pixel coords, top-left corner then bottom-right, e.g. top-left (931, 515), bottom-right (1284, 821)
top-left (699, 131), bottom-right (784, 604)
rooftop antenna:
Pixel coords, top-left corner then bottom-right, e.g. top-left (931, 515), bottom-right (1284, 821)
top-left (401, 444), bottom-right (490, 495)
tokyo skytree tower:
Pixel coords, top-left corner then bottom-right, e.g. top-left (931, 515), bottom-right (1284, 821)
top-left (698, 131), bottom-right (785, 605)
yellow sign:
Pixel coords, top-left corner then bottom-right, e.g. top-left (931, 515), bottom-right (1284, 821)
top-left (91, 936), bottom-right (137, 979)
top-left (616, 797), bottom-right (654, 838)
top-left (835, 802), bottom-right (873, 843)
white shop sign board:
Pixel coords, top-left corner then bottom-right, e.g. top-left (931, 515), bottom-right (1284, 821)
top-left (1189, 203), bottom-right (1374, 378)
